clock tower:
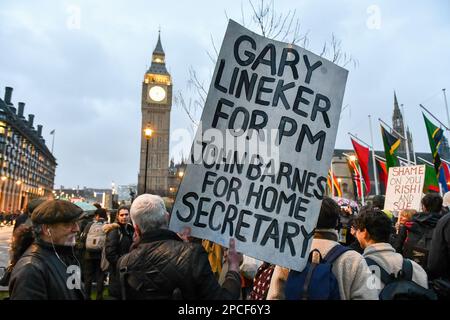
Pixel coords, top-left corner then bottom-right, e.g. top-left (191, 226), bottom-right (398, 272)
top-left (138, 32), bottom-right (172, 195)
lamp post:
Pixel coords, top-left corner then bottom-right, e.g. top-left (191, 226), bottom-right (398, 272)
top-left (143, 126), bottom-right (153, 194)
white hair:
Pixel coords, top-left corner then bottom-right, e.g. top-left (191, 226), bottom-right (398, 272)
top-left (130, 194), bottom-right (167, 233)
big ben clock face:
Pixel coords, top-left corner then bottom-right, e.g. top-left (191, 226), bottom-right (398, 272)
top-left (148, 85), bottom-right (166, 102)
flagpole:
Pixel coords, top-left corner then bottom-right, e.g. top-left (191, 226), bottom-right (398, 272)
top-left (348, 131), bottom-right (376, 195)
top-left (343, 152), bottom-right (365, 205)
top-left (400, 104), bottom-right (413, 165)
top-left (51, 131), bottom-right (55, 154)
top-left (420, 104), bottom-right (450, 130)
top-left (368, 115), bottom-right (379, 195)
top-left (443, 89), bottom-right (450, 139)
top-left (379, 118), bottom-right (410, 165)
top-left (417, 156), bottom-right (433, 166)
top-left (374, 154), bottom-right (386, 162)
top-left (330, 161), bottom-right (334, 197)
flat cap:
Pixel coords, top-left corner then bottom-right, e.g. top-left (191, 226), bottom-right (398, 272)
top-left (31, 200), bottom-right (85, 224)
top-left (25, 197), bottom-right (47, 215)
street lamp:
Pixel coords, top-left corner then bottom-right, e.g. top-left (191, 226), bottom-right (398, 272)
top-left (144, 126), bottom-right (153, 194)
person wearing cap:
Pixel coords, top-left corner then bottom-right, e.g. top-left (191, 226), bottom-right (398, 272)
top-left (8, 200), bottom-right (86, 300)
top-left (0, 198), bottom-right (48, 288)
top-left (117, 194), bottom-right (242, 299)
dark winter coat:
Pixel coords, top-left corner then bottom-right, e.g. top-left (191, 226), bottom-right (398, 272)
top-left (117, 229), bottom-right (241, 300)
top-left (105, 223), bottom-right (134, 270)
top-left (402, 211), bottom-right (442, 268)
top-left (104, 222), bottom-right (134, 299)
top-left (428, 212), bottom-right (450, 280)
top-left (9, 239), bottom-right (85, 300)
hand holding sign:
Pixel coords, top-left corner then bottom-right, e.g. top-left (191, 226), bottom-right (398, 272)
top-left (227, 238), bottom-right (243, 273)
top-left (170, 20), bottom-right (348, 272)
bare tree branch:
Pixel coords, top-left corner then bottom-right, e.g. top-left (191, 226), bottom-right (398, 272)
top-left (179, 0), bottom-right (357, 125)
top-left (174, 91), bottom-right (200, 126)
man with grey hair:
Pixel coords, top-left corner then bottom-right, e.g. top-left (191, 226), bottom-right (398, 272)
top-left (117, 194), bottom-right (242, 299)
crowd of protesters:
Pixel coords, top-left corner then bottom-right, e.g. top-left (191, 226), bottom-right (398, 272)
top-left (0, 190), bottom-right (449, 300)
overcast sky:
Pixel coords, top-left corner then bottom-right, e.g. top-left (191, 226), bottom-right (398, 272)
top-left (0, 0), bottom-right (449, 189)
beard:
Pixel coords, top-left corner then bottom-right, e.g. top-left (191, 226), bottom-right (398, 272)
top-left (63, 233), bottom-right (77, 247)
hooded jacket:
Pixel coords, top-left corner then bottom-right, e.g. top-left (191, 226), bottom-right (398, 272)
top-left (104, 222), bottom-right (134, 270)
top-left (9, 239), bottom-right (85, 300)
top-left (117, 229), bottom-right (240, 300)
top-left (402, 211), bottom-right (442, 267)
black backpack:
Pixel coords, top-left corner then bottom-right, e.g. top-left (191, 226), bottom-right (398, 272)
top-left (403, 224), bottom-right (435, 269)
top-left (365, 257), bottom-right (437, 300)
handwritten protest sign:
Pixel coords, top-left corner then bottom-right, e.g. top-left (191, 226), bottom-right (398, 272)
top-left (169, 20), bottom-right (348, 272)
top-left (384, 165), bottom-right (426, 212)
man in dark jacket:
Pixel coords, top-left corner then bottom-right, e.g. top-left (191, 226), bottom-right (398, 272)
top-left (104, 205), bottom-right (134, 299)
top-left (80, 208), bottom-right (108, 299)
top-left (428, 212), bottom-right (450, 280)
top-left (118, 194), bottom-right (242, 300)
top-left (9, 200), bottom-right (86, 300)
top-left (402, 193), bottom-right (443, 269)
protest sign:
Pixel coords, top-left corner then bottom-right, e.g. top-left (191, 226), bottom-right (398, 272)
top-left (384, 165), bottom-right (426, 212)
top-left (169, 20), bottom-right (348, 272)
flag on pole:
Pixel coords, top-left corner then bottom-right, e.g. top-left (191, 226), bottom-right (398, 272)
top-left (376, 158), bottom-right (388, 192)
top-left (440, 162), bottom-right (450, 191)
top-left (348, 158), bottom-right (363, 200)
top-left (381, 124), bottom-right (401, 170)
top-left (423, 113), bottom-right (448, 192)
top-left (424, 164), bottom-right (440, 193)
top-left (350, 138), bottom-right (371, 194)
top-left (50, 129), bottom-right (55, 135)
top-left (327, 169), bottom-right (342, 197)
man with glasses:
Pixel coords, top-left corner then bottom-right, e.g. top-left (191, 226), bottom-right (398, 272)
top-left (9, 200), bottom-right (86, 300)
top-left (104, 205), bottom-right (134, 299)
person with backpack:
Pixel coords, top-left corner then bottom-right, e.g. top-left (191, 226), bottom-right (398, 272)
top-left (402, 193), bottom-right (443, 270)
top-left (353, 207), bottom-right (435, 299)
top-left (80, 208), bottom-right (108, 300)
top-left (103, 205), bottom-right (134, 299)
top-left (268, 197), bottom-right (378, 300)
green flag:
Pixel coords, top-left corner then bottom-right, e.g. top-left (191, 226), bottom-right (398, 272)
top-left (381, 125), bottom-right (400, 170)
top-left (423, 164), bottom-right (440, 193)
top-left (423, 113), bottom-right (444, 174)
